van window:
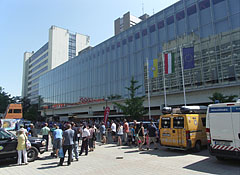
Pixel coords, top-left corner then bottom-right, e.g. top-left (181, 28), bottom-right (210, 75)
top-left (201, 117), bottom-right (206, 127)
top-left (161, 117), bottom-right (171, 128)
top-left (13, 109), bottom-right (21, 113)
top-left (173, 117), bottom-right (184, 128)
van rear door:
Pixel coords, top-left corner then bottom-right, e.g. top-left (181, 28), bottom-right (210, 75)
top-left (172, 116), bottom-right (185, 147)
top-left (160, 116), bottom-right (172, 146)
top-left (209, 106), bottom-right (235, 148)
top-left (232, 105), bottom-right (240, 150)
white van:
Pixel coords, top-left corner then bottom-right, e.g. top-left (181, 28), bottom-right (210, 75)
top-left (206, 100), bottom-right (240, 160)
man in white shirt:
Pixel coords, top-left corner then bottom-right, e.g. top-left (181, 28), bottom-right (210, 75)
top-left (79, 125), bottom-right (90, 156)
top-left (111, 120), bottom-right (117, 143)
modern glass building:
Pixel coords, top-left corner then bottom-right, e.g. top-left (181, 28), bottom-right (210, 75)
top-left (39, 0), bottom-right (240, 119)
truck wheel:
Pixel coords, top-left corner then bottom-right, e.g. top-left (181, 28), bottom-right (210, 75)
top-left (194, 141), bottom-right (201, 152)
top-left (27, 146), bottom-right (38, 162)
top-left (216, 156), bottom-right (225, 161)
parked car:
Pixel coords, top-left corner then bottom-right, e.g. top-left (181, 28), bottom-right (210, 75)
top-left (0, 128), bottom-right (46, 162)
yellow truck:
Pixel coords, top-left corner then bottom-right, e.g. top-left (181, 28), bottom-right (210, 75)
top-left (159, 106), bottom-right (207, 152)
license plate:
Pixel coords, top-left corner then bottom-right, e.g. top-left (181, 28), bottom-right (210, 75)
top-left (215, 141), bottom-right (231, 146)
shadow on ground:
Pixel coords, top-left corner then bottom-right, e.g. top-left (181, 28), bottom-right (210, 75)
top-left (183, 157), bottom-right (240, 174)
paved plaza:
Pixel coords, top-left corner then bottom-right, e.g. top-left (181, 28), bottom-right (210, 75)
top-left (0, 143), bottom-right (239, 175)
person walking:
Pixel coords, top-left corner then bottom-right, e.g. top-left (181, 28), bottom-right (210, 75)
top-left (58, 124), bottom-right (74, 166)
top-left (111, 120), bottom-right (117, 143)
top-left (100, 122), bottom-right (106, 144)
top-left (17, 129), bottom-right (28, 165)
top-left (138, 122), bottom-right (145, 151)
top-left (41, 123), bottom-right (50, 151)
top-left (71, 122), bottom-right (79, 161)
top-left (117, 122), bottom-right (123, 146)
top-left (123, 119), bottom-right (129, 145)
top-left (53, 125), bottom-right (63, 158)
top-left (88, 125), bottom-right (95, 152)
top-left (79, 125), bottom-right (90, 156)
top-left (147, 122), bottom-right (158, 150)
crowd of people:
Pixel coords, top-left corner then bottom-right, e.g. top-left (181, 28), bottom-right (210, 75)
top-left (16, 118), bottom-right (159, 166)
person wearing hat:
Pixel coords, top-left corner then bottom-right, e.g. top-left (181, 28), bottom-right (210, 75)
top-left (17, 124), bottom-right (28, 136)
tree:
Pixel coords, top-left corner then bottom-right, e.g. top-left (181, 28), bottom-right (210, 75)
top-left (209, 92), bottom-right (238, 103)
top-left (0, 86), bottom-right (13, 113)
top-left (23, 104), bottom-right (39, 121)
top-left (114, 77), bottom-right (147, 120)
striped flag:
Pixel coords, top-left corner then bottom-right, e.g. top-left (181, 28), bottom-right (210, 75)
top-left (164, 53), bottom-right (175, 74)
top-left (148, 59), bottom-right (158, 78)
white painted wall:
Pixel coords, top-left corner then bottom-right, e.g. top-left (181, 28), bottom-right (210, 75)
top-left (21, 52), bottom-right (33, 97)
top-left (49, 26), bottom-right (69, 69)
top-left (76, 34), bottom-right (90, 56)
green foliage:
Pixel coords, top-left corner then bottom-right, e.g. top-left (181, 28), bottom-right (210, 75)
top-left (23, 104), bottom-right (39, 121)
top-left (209, 92), bottom-right (238, 103)
top-left (114, 77), bottom-right (147, 120)
top-left (0, 86), bottom-right (19, 113)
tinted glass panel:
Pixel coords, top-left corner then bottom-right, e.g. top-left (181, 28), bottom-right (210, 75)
top-left (161, 117), bottom-right (171, 128)
top-left (158, 20), bottom-right (164, 29)
top-left (173, 117), bottom-right (184, 128)
top-left (13, 109), bottom-right (21, 113)
top-left (213, 0), bottom-right (224, 5)
top-left (135, 32), bottom-right (140, 39)
top-left (199, 0), bottom-right (210, 10)
top-left (149, 24), bottom-right (156, 33)
top-left (176, 10), bottom-right (185, 21)
top-left (111, 45), bottom-right (115, 50)
top-left (117, 42), bottom-right (120, 48)
top-left (122, 39), bottom-right (127, 45)
top-left (128, 36), bottom-right (133, 42)
top-left (166, 16), bottom-right (174, 25)
top-left (142, 29), bottom-right (148, 36)
top-left (187, 4), bottom-right (197, 16)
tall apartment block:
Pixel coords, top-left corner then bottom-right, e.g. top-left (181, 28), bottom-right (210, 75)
top-left (22, 26), bottom-right (90, 104)
top-left (114, 11), bottom-right (149, 35)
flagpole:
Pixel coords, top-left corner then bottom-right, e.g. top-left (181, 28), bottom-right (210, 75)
top-left (146, 58), bottom-right (151, 120)
top-left (162, 52), bottom-right (167, 107)
top-left (180, 46), bottom-right (187, 106)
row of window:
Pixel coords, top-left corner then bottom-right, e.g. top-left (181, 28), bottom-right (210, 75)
top-left (29, 43), bottom-right (48, 63)
top-left (89, 0), bottom-right (226, 57)
top-left (28, 66), bottom-right (48, 80)
top-left (29, 60), bottom-right (48, 74)
top-left (28, 77), bottom-right (39, 86)
top-left (29, 52), bottom-right (48, 68)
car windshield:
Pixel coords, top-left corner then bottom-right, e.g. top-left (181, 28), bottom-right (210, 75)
top-left (3, 129), bottom-right (17, 138)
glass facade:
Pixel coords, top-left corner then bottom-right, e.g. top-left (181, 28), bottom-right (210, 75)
top-left (39, 0), bottom-right (240, 107)
top-left (68, 33), bottom-right (76, 59)
top-left (29, 43), bottom-right (48, 63)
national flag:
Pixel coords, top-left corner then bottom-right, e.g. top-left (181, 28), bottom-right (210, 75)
top-left (183, 47), bottom-right (194, 69)
top-left (103, 106), bottom-right (110, 126)
top-left (148, 59), bottom-right (158, 78)
top-left (164, 53), bottom-right (175, 74)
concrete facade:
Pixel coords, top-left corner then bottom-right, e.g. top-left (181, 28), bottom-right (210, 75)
top-left (22, 26), bottom-right (90, 104)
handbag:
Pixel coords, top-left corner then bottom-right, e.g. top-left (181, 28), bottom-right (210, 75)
top-left (58, 147), bottom-right (64, 158)
top-left (25, 136), bottom-right (31, 150)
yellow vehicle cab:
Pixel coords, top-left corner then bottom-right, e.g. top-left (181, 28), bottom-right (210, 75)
top-left (159, 106), bottom-right (207, 152)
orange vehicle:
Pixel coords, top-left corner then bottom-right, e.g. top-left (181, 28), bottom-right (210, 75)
top-left (4, 104), bottom-right (23, 119)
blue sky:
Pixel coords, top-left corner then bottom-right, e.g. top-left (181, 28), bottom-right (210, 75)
top-left (0, 0), bottom-right (179, 97)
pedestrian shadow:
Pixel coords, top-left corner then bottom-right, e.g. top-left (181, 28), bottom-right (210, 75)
top-left (183, 157), bottom-right (240, 174)
top-left (37, 165), bottom-right (58, 169)
top-left (41, 161), bottom-right (58, 165)
top-left (37, 155), bottom-right (54, 161)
